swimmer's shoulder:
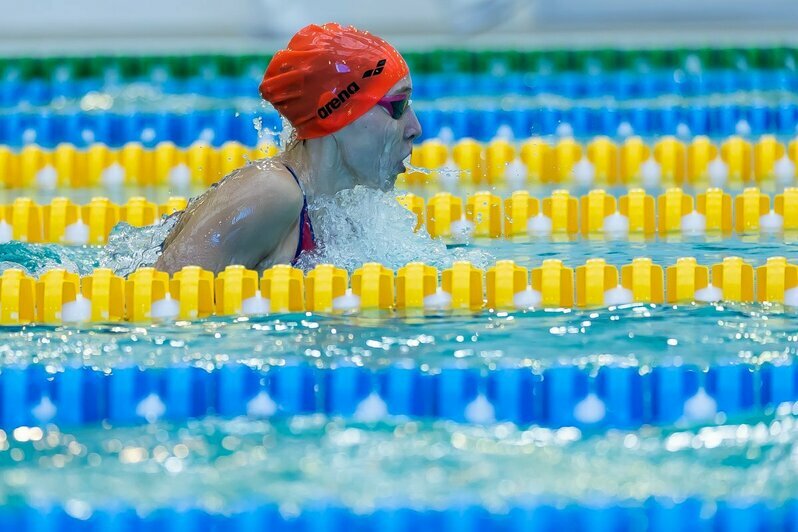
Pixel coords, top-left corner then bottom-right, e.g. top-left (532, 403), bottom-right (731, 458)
top-left (231, 159), bottom-right (304, 224)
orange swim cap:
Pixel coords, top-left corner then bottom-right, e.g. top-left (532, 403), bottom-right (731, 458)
top-left (260, 23), bottom-right (409, 140)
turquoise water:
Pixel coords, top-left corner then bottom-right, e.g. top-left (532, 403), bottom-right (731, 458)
top-left (2, 230), bottom-right (795, 278)
top-left (0, 408), bottom-right (796, 513)
top-left (0, 184), bottom-right (795, 517)
top-left (0, 304), bottom-right (794, 371)
top-left (0, 206), bottom-right (795, 372)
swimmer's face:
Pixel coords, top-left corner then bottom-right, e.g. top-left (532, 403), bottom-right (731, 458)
top-left (331, 75), bottom-right (422, 191)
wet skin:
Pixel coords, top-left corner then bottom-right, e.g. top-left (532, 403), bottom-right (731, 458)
top-left (155, 75), bottom-right (421, 274)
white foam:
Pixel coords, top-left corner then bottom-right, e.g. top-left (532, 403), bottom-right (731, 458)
top-left (423, 288), bottom-right (452, 311)
top-left (438, 157), bottom-right (460, 191)
top-left (464, 394), bottom-right (496, 424)
top-left (35, 165), bottom-right (58, 190)
top-left (573, 393), bottom-right (606, 424)
top-left (61, 295), bottom-right (92, 323)
top-left (784, 287), bottom-right (798, 307)
top-left (759, 210), bottom-right (784, 233)
top-left (640, 158), bottom-right (662, 189)
top-left (604, 286), bottom-right (634, 306)
top-left (136, 393), bottom-right (166, 423)
top-left (450, 216), bottom-right (475, 244)
top-left (246, 390), bottom-right (277, 417)
top-left (602, 212), bottom-right (629, 239)
top-left (354, 392), bottom-right (388, 423)
top-left (290, 186), bottom-right (494, 272)
top-left (735, 119), bottom-right (752, 137)
top-left (513, 287), bottom-right (542, 309)
top-left (0, 220), bottom-right (13, 243)
top-left (241, 291), bottom-right (270, 315)
top-left (436, 126), bottom-right (455, 146)
top-left (101, 162), bottom-right (125, 189)
top-left (527, 213), bottom-right (552, 237)
top-left (676, 123), bottom-right (691, 139)
top-left (708, 157), bottom-right (729, 188)
top-left (572, 158), bottom-right (595, 188)
top-left (683, 387), bottom-right (717, 422)
top-left (774, 155), bottom-right (796, 186)
top-left (694, 284), bottom-right (723, 303)
top-left (151, 293), bottom-right (180, 320)
top-left (504, 158), bottom-right (527, 190)
top-left (168, 163), bottom-right (191, 190)
top-left (680, 211), bottom-right (707, 236)
top-left (494, 124), bottom-right (515, 142)
top-left (616, 121), bottom-right (634, 138)
top-left (64, 220), bottom-right (89, 245)
top-left (555, 123), bottom-right (574, 138)
top-left (31, 396), bottom-right (57, 424)
top-left (332, 289), bottom-right (361, 312)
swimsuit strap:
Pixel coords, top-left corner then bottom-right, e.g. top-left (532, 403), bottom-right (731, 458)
top-left (284, 164), bottom-right (316, 263)
top-left (285, 163), bottom-right (306, 194)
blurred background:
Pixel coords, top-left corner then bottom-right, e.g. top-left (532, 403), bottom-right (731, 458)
top-left (1, 0), bottom-right (797, 52)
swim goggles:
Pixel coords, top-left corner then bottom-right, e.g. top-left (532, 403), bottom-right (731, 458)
top-left (376, 93), bottom-right (411, 119)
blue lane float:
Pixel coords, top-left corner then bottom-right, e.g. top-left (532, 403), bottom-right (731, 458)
top-left (0, 361), bottom-right (795, 430)
top-left (0, 497), bottom-right (793, 531)
top-left (2, 70), bottom-right (798, 106)
top-left (648, 365), bottom-right (701, 424)
top-left (1, 103), bottom-right (796, 148)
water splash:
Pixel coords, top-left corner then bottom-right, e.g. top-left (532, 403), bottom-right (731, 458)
top-left (99, 215), bottom-right (178, 277)
top-left (0, 216), bottom-right (174, 278)
top-left (293, 186), bottom-right (493, 272)
top-left (0, 241), bottom-right (98, 277)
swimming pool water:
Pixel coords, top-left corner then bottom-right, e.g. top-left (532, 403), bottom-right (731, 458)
top-left (0, 210), bottom-right (794, 518)
top-left (3, 47), bottom-right (798, 529)
top-left (1, 302), bottom-right (795, 371)
top-left (1, 229), bottom-right (795, 276)
top-left (1, 409), bottom-right (797, 516)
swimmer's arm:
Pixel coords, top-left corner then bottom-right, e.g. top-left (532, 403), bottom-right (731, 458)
top-left (155, 165), bottom-right (302, 273)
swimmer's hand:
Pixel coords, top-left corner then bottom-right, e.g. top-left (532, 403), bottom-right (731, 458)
top-left (155, 164), bottom-right (303, 273)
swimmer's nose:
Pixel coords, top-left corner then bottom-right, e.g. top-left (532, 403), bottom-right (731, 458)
top-left (404, 107), bottom-right (422, 142)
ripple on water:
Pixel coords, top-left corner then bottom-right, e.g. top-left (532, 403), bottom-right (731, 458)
top-left (0, 406), bottom-right (797, 512)
top-left (0, 304), bottom-right (794, 371)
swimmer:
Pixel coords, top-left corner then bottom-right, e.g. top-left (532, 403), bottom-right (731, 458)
top-left (155, 23), bottom-right (421, 273)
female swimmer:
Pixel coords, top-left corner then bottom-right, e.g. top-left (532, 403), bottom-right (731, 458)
top-left (155, 23), bottom-right (421, 273)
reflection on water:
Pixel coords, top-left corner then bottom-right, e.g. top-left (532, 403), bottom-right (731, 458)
top-left (0, 222), bottom-right (795, 278)
top-left (0, 304), bottom-right (793, 371)
top-left (0, 184), bottom-right (794, 517)
top-left (0, 406), bottom-right (796, 512)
